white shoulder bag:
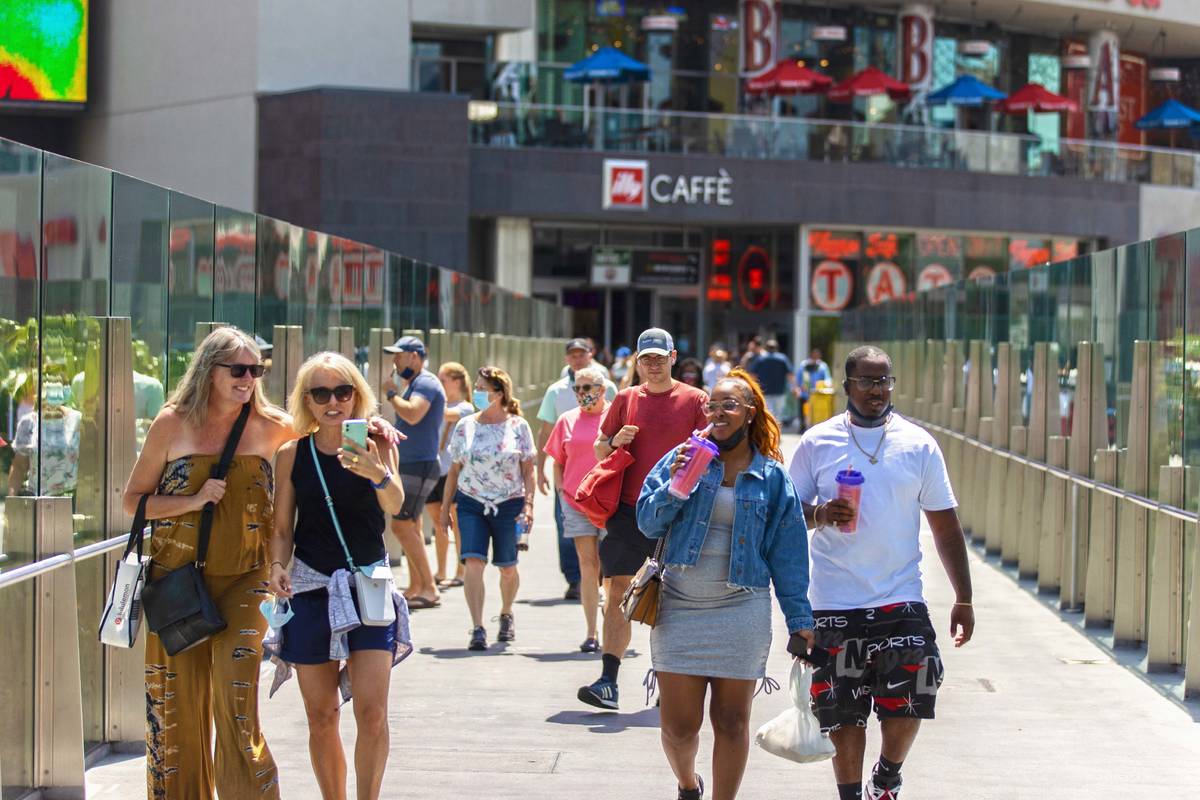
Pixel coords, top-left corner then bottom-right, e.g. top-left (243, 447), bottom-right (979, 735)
top-left (309, 436), bottom-right (396, 626)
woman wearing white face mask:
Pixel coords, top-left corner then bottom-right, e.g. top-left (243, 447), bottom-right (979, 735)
top-left (438, 367), bottom-right (536, 652)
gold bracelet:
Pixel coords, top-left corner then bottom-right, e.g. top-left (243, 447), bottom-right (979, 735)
top-left (953, 602), bottom-right (973, 607)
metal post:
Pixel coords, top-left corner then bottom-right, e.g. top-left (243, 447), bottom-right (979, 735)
top-left (1115, 341), bottom-right (1154, 644)
top-left (1148, 465), bottom-right (1186, 671)
top-left (1084, 450), bottom-right (1120, 626)
top-left (326, 326), bottom-right (354, 362)
top-left (33, 496), bottom-right (86, 799)
top-left (1001, 426), bottom-right (1027, 565)
top-left (1039, 435), bottom-right (1070, 594)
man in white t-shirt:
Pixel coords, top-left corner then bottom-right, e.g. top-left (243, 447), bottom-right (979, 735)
top-left (787, 345), bottom-right (974, 800)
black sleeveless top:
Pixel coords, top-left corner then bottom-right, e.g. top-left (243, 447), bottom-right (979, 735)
top-left (292, 436), bottom-right (387, 576)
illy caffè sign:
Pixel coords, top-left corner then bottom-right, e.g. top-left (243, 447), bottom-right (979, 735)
top-left (602, 159), bottom-right (734, 210)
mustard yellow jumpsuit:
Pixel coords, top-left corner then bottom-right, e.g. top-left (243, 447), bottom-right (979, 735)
top-left (145, 454), bottom-right (280, 800)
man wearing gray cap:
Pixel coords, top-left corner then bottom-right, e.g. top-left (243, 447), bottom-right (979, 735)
top-left (383, 335), bottom-right (446, 609)
top-left (577, 327), bottom-right (708, 709)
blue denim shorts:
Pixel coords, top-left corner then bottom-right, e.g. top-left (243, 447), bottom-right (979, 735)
top-left (455, 492), bottom-right (522, 567)
top-left (278, 587), bottom-right (396, 665)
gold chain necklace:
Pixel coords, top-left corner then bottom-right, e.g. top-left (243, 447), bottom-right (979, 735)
top-left (846, 412), bottom-right (889, 465)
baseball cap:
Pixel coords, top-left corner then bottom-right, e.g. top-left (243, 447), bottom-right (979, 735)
top-left (615, 346), bottom-right (631, 359)
top-left (565, 338), bottom-right (590, 353)
top-left (636, 328), bottom-right (673, 358)
top-left (383, 335), bottom-right (426, 355)
top-left (253, 334), bottom-right (273, 353)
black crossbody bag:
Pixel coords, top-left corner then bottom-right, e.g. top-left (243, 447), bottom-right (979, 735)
top-left (142, 402), bottom-right (251, 656)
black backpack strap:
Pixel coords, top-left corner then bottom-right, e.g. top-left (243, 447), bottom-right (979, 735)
top-left (195, 402), bottom-right (252, 570)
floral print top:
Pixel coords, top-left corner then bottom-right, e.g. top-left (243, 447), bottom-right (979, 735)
top-left (447, 414), bottom-right (536, 505)
top-left (12, 408), bottom-right (82, 497)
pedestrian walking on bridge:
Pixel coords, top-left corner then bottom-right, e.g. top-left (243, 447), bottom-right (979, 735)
top-left (787, 345), bottom-right (974, 800)
top-left (267, 352), bottom-right (411, 800)
top-left (638, 370), bottom-right (814, 800)
top-left (441, 366), bottom-right (536, 651)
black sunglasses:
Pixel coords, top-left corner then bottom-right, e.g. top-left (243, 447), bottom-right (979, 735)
top-left (573, 383), bottom-right (600, 393)
top-left (218, 363), bottom-right (265, 379)
top-left (308, 384), bottom-right (355, 404)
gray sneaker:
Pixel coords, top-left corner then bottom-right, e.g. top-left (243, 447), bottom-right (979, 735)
top-left (497, 613), bottom-right (515, 642)
top-left (468, 626), bottom-right (487, 651)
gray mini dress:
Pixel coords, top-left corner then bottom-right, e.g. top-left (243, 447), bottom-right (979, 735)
top-left (650, 485), bottom-right (773, 680)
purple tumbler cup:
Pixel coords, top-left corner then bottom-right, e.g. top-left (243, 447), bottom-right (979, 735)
top-left (834, 468), bottom-right (864, 533)
top-left (668, 435), bottom-right (720, 500)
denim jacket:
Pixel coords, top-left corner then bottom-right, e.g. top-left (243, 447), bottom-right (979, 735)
top-left (636, 446), bottom-right (814, 632)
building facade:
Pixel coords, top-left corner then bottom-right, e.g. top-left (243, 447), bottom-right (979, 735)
top-left (6, 0), bottom-right (1200, 359)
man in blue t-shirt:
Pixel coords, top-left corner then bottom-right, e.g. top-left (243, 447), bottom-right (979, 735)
top-left (749, 339), bottom-right (795, 422)
top-left (384, 335), bottom-right (446, 609)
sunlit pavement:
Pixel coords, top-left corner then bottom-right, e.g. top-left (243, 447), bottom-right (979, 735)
top-left (85, 434), bottom-right (1200, 799)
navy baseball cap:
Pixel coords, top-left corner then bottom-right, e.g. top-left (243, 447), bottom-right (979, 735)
top-left (636, 328), bottom-right (673, 357)
top-left (565, 338), bottom-right (591, 353)
top-left (383, 335), bottom-right (426, 355)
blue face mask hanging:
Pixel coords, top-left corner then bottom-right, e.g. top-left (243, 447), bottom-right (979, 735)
top-left (473, 390), bottom-right (492, 411)
top-left (258, 597), bottom-right (294, 629)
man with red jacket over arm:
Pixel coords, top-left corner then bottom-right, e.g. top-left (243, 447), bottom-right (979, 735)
top-left (577, 328), bottom-right (708, 710)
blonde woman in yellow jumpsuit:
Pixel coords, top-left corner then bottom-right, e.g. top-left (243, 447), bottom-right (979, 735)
top-left (123, 328), bottom-right (295, 799)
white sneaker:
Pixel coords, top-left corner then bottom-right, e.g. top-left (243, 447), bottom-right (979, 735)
top-left (865, 765), bottom-right (901, 800)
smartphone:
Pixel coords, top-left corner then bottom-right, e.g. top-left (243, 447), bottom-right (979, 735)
top-left (786, 635), bottom-right (830, 666)
top-left (341, 419), bottom-right (369, 449)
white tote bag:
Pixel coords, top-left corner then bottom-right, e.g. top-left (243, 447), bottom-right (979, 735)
top-left (99, 495), bottom-right (150, 648)
top-left (754, 660), bottom-right (837, 764)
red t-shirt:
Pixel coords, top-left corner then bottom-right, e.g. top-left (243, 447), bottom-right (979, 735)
top-left (600, 382), bottom-right (710, 507)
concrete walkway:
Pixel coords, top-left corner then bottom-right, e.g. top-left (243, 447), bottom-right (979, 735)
top-left (86, 434), bottom-right (1200, 799)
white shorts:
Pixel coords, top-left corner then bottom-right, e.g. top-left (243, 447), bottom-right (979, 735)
top-left (560, 493), bottom-right (603, 539)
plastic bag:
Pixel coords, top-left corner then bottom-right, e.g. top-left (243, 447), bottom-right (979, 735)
top-left (754, 660), bottom-right (837, 764)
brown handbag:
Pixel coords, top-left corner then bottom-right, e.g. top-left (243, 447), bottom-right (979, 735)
top-left (620, 533), bottom-right (667, 627)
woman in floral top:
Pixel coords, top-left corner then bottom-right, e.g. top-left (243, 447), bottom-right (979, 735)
top-left (440, 366), bottom-right (536, 652)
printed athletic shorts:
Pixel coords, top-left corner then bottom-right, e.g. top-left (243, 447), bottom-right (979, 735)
top-left (809, 602), bottom-right (944, 733)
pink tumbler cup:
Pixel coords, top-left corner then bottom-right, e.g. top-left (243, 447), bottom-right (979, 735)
top-left (668, 436), bottom-right (720, 499)
top-left (834, 468), bottom-right (864, 533)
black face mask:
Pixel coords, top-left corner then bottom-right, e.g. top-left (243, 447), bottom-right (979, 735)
top-left (847, 399), bottom-right (893, 428)
top-left (716, 418), bottom-right (752, 452)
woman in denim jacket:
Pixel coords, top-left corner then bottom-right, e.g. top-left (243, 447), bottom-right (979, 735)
top-left (637, 369), bottom-right (814, 800)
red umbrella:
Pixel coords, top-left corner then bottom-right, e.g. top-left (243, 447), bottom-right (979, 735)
top-left (996, 82), bottom-right (1077, 113)
top-left (745, 60), bottom-right (832, 95)
top-left (827, 67), bottom-right (911, 103)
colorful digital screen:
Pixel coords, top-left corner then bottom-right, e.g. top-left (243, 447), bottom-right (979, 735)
top-left (0, 1), bottom-right (88, 106)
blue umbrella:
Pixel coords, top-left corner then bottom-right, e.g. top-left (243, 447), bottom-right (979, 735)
top-left (1136, 98), bottom-right (1200, 129)
top-left (926, 75), bottom-right (1007, 107)
top-left (564, 46), bottom-right (650, 84)
top-left (565, 47), bottom-right (650, 150)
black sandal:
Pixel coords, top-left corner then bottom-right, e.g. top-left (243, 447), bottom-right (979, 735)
top-left (677, 774), bottom-right (703, 800)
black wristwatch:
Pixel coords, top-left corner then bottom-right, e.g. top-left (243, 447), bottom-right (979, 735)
top-left (386, 389), bottom-right (397, 401)
top-left (608, 434), bottom-right (617, 449)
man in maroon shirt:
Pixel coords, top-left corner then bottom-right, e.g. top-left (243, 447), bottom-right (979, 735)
top-left (577, 328), bottom-right (708, 710)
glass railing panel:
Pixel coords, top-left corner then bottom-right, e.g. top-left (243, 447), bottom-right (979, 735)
top-left (1149, 233), bottom-right (1186, 501)
top-left (112, 174), bottom-right (169, 453)
top-left (1, 141), bottom-right (43, 571)
top-left (0, 137), bottom-right (40, 800)
top-left (166, 192), bottom-right (215, 393)
top-left (470, 103), bottom-right (1200, 189)
top-left (214, 206), bottom-right (257, 333)
top-left (43, 153), bottom-right (114, 755)
top-left (254, 215), bottom-right (291, 352)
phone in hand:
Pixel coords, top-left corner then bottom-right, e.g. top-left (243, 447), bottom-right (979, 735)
top-left (787, 634), bottom-right (829, 666)
top-left (342, 419), bottom-right (369, 449)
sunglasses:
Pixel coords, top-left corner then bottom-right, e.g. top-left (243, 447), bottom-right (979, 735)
top-left (307, 384), bottom-right (355, 404)
top-left (218, 363), bottom-right (265, 379)
top-left (704, 399), bottom-right (749, 414)
top-left (847, 376), bottom-right (896, 391)
top-left (573, 383), bottom-right (600, 394)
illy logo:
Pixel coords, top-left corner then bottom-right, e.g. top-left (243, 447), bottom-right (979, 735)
top-left (602, 159), bottom-right (647, 210)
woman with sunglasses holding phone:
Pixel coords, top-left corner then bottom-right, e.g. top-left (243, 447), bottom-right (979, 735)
top-left (637, 369), bottom-right (814, 800)
top-left (265, 352), bottom-right (411, 800)
top-left (543, 364), bottom-right (610, 652)
top-left (439, 366), bottom-right (536, 651)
